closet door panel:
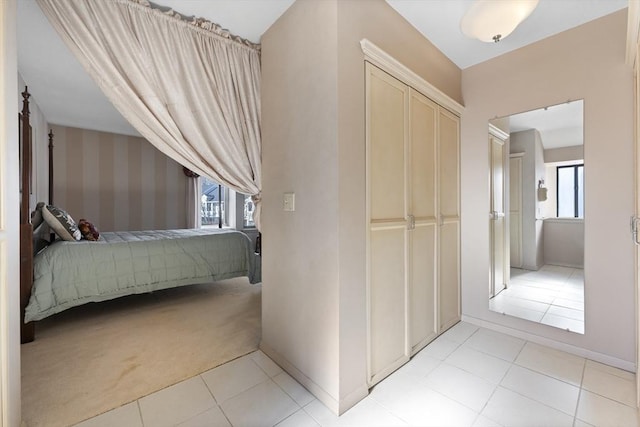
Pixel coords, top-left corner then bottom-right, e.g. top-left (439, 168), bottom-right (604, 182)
top-left (439, 110), bottom-right (460, 219)
top-left (369, 67), bottom-right (407, 222)
top-left (409, 89), bottom-right (437, 353)
top-left (439, 221), bottom-right (460, 332)
top-left (438, 109), bottom-right (460, 332)
top-left (410, 90), bottom-right (437, 219)
top-left (370, 228), bottom-right (407, 380)
top-left (410, 224), bottom-right (437, 352)
top-left (367, 63), bottom-right (409, 384)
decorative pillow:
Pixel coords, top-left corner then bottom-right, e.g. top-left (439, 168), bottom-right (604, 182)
top-left (30, 202), bottom-right (46, 229)
top-left (42, 205), bottom-right (81, 241)
top-left (78, 219), bottom-right (100, 241)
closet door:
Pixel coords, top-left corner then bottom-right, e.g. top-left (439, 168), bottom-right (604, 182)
top-left (438, 108), bottom-right (461, 332)
top-left (408, 89), bottom-right (438, 354)
top-left (366, 64), bottom-right (409, 384)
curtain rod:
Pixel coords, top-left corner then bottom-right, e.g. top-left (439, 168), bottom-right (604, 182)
top-left (128, 0), bottom-right (261, 51)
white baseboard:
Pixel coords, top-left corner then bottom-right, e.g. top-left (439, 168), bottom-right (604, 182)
top-left (461, 315), bottom-right (636, 373)
top-left (338, 383), bottom-right (369, 414)
top-left (259, 342), bottom-right (369, 415)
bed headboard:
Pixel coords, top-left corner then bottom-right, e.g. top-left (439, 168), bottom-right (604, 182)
top-left (20, 87), bottom-right (35, 343)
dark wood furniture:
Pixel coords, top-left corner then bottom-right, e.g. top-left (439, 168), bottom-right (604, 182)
top-left (20, 87), bottom-right (35, 343)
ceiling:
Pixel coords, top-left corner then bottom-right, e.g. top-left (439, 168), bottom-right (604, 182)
top-left (17, 0), bottom-right (627, 137)
top-left (506, 100), bottom-right (584, 150)
top-left (386, 0), bottom-right (627, 69)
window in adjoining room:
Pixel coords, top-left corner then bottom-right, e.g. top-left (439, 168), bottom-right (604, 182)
top-left (557, 164), bottom-right (584, 218)
top-left (243, 195), bottom-right (255, 228)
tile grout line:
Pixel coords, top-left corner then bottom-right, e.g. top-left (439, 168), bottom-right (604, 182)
top-left (136, 400), bottom-right (145, 427)
top-left (577, 363), bottom-right (638, 410)
top-left (504, 267), bottom-right (584, 331)
top-left (500, 339), bottom-right (584, 419)
top-left (364, 333), bottom-right (467, 426)
top-left (249, 356), bottom-right (307, 411)
top-left (196, 362), bottom-right (241, 427)
top-left (571, 356), bottom-right (588, 426)
top-left (428, 325), bottom-right (503, 422)
top-left (300, 399), bottom-right (328, 426)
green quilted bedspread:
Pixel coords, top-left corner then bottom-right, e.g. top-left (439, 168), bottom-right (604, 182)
top-left (26, 228), bottom-right (260, 322)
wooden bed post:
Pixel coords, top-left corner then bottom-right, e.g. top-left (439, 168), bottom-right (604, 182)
top-left (48, 129), bottom-right (55, 242)
top-left (20, 87), bottom-right (35, 343)
top-left (48, 129), bottom-right (53, 204)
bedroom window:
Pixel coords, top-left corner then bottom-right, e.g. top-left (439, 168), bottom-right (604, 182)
top-left (557, 164), bottom-right (584, 218)
top-left (201, 177), bottom-right (229, 227)
top-left (199, 177), bottom-right (255, 229)
top-left (243, 195), bottom-right (255, 228)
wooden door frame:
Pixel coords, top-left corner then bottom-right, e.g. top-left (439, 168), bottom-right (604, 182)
top-left (627, 0), bottom-right (640, 407)
top-left (0, 1), bottom-right (21, 425)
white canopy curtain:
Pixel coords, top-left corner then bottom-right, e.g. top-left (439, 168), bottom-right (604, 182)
top-left (37, 0), bottom-right (262, 229)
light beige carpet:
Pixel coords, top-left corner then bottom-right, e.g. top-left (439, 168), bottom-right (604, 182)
top-left (21, 277), bottom-right (261, 427)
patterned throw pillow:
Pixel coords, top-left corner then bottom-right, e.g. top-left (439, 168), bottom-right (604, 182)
top-left (42, 205), bottom-right (82, 241)
top-left (78, 219), bottom-right (100, 241)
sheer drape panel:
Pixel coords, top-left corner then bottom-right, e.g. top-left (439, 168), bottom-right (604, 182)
top-left (186, 177), bottom-right (201, 229)
top-left (37, 0), bottom-right (262, 229)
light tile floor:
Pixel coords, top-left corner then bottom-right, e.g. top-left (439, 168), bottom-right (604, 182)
top-left (490, 265), bottom-right (585, 334)
top-left (75, 322), bottom-right (637, 427)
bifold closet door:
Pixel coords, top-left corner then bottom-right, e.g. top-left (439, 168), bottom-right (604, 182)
top-left (409, 89), bottom-right (438, 354)
top-left (367, 64), bottom-right (409, 384)
top-left (438, 108), bottom-right (461, 332)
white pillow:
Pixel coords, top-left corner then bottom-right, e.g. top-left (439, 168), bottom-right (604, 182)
top-left (42, 205), bottom-right (81, 241)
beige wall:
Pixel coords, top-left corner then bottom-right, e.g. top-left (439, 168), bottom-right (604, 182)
top-left (261, 0), bottom-right (341, 408)
top-left (545, 145), bottom-right (584, 163)
top-left (544, 219), bottom-right (584, 268)
top-left (261, 0), bottom-right (462, 414)
top-left (461, 10), bottom-right (635, 367)
top-left (51, 125), bottom-right (188, 232)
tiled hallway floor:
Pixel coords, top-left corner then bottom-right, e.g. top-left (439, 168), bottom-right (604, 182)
top-left (490, 265), bottom-right (585, 334)
top-left (75, 322), bottom-right (637, 427)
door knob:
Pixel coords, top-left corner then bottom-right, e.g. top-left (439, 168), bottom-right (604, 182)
top-left (490, 211), bottom-right (504, 220)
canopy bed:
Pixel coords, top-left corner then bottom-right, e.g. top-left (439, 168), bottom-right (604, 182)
top-left (21, 0), bottom-right (265, 343)
top-left (19, 90), bottom-right (260, 343)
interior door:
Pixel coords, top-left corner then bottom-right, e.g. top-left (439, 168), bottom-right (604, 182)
top-left (408, 88), bottom-right (437, 355)
top-left (490, 132), bottom-right (506, 296)
top-left (366, 63), bottom-right (410, 385)
top-left (1, 1), bottom-right (20, 425)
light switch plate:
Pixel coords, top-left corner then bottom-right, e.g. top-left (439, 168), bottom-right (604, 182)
top-left (283, 192), bottom-right (295, 211)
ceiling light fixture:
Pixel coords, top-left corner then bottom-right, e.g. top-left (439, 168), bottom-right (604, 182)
top-left (460, 0), bottom-right (539, 43)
